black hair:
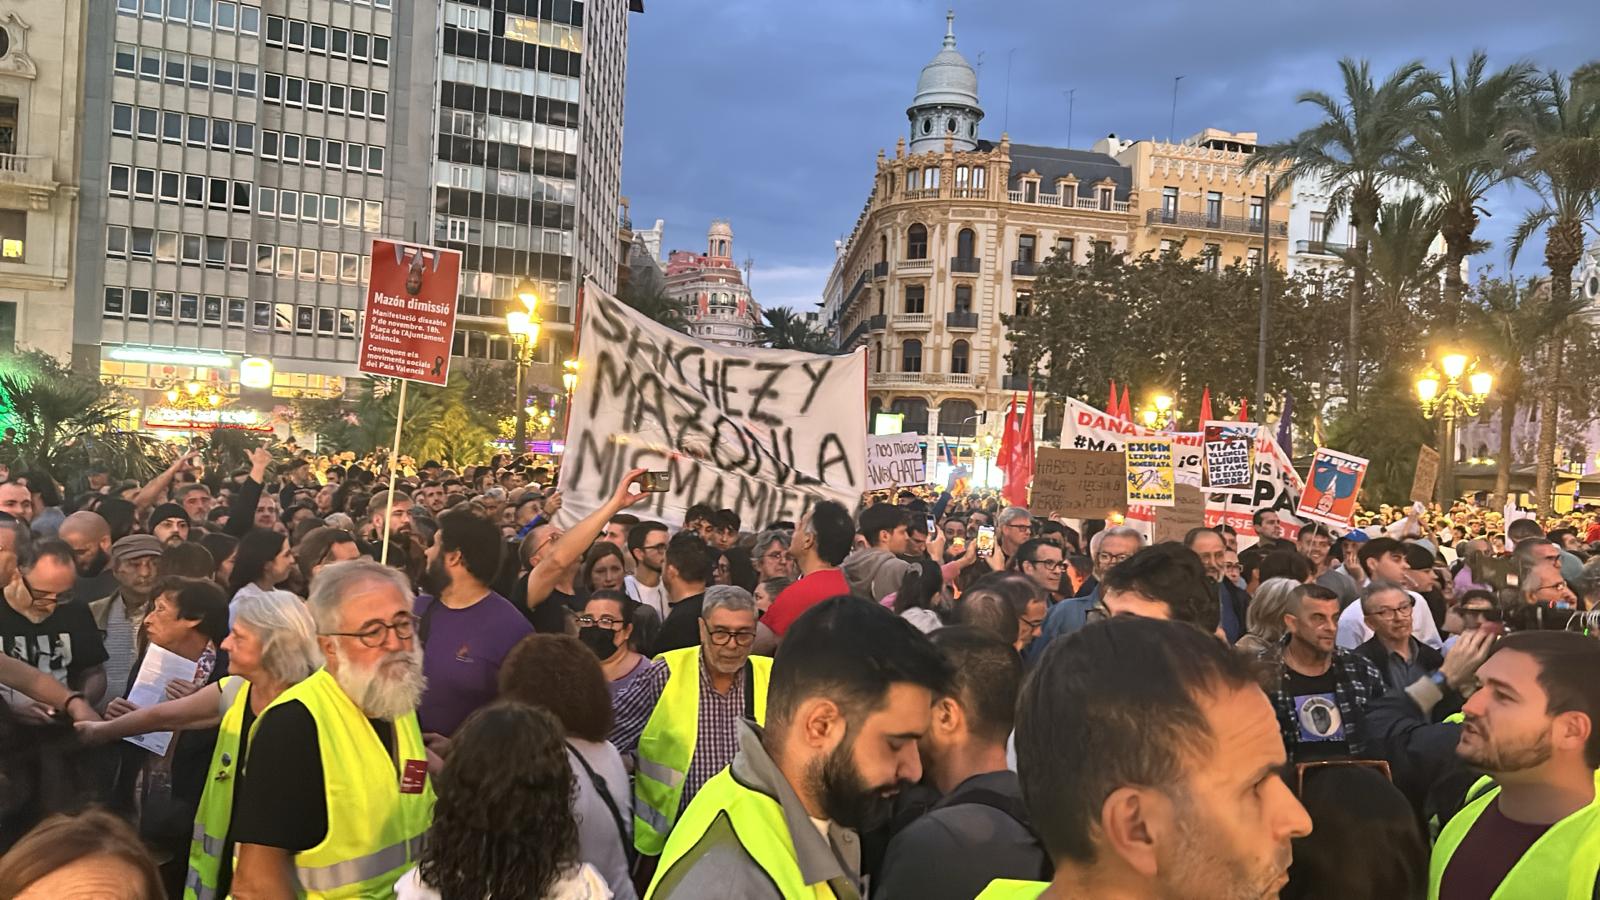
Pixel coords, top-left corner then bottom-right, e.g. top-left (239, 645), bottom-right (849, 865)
top-left (229, 528), bottom-right (287, 594)
top-left (15, 471), bottom-right (60, 508)
top-left (1099, 542), bottom-right (1220, 633)
top-left (161, 542), bottom-right (216, 579)
top-left (154, 575), bottom-right (230, 643)
top-left (1016, 616), bottom-right (1260, 865)
top-left (906, 516), bottom-right (930, 537)
top-left (891, 558), bottom-right (945, 616)
top-left (437, 507), bottom-right (506, 586)
top-left (1506, 517), bottom-right (1545, 542)
top-left (1252, 508), bottom-right (1279, 527)
top-left (1013, 537), bottom-right (1060, 567)
top-left (665, 530), bottom-right (714, 585)
top-left (767, 595), bottom-right (951, 733)
top-left (808, 500), bottom-right (856, 566)
top-left (20, 538), bottom-right (72, 574)
top-left (858, 503), bottom-right (908, 548)
top-left (1183, 526), bottom-right (1224, 548)
top-left (683, 503), bottom-right (716, 528)
top-left (1401, 542), bottom-right (1437, 571)
top-left (1357, 537), bottom-right (1405, 573)
top-left (1298, 522), bottom-right (1335, 543)
top-left (582, 588), bottom-right (636, 628)
top-left (626, 520), bottom-right (669, 554)
top-left (1281, 765), bottom-right (1426, 900)
top-left (712, 508), bottom-right (741, 533)
top-left (1259, 550), bottom-right (1313, 584)
top-left (198, 532), bottom-right (238, 577)
top-left (956, 572), bottom-right (1043, 645)
top-left (1494, 631), bottom-right (1600, 767)
top-left (929, 626), bottom-right (1022, 745)
top-left (609, 512), bottom-right (640, 529)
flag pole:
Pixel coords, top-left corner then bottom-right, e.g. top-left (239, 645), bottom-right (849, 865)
top-left (380, 378), bottom-right (408, 564)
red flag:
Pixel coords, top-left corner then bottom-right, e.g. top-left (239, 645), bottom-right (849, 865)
top-left (1199, 386), bottom-right (1213, 424)
top-left (1119, 386), bottom-right (1132, 421)
top-left (996, 393), bottom-right (1019, 475)
top-left (1006, 382), bottom-right (1037, 506)
top-left (1108, 379), bottom-right (1119, 416)
top-left (1237, 397), bottom-right (1249, 422)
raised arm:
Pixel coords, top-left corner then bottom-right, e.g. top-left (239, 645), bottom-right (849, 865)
top-left (225, 447), bottom-right (272, 537)
top-left (75, 679), bottom-right (226, 744)
top-left (525, 468), bottom-right (651, 606)
top-left (132, 450), bottom-right (199, 516)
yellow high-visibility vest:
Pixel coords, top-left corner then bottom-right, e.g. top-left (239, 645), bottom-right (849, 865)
top-left (1428, 772), bottom-right (1600, 900)
top-left (183, 677), bottom-right (250, 900)
top-left (974, 880), bottom-right (1049, 899)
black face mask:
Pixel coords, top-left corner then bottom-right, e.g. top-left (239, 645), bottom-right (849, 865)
top-left (578, 626), bottom-right (619, 660)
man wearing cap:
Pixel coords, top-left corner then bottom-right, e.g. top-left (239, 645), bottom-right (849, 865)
top-left (88, 534), bottom-right (164, 705)
top-left (148, 502), bottom-right (191, 548)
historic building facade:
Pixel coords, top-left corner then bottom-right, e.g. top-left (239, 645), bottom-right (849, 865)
top-left (666, 220), bottom-right (760, 347)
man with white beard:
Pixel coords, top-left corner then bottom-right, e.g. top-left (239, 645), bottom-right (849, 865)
top-left (230, 560), bottom-right (435, 899)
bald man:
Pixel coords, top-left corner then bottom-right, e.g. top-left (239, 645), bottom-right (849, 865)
top-left (59, 511), bottom-right (118, 605)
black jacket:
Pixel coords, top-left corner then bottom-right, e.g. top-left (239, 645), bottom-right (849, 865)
top-left (1354, 635), bottom-right (1444, 691)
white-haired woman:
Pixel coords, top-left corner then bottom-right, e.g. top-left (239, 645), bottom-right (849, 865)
top-left (76, 590), bottom-right (322, 900)
top-left (1235, 577), bottom-right (1301, 662)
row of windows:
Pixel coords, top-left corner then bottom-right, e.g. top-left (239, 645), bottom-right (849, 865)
top-left (111, 103), bottom-right (255, 153)
top-left (253, 243), bottom-right (376, 284)
top-left (108, 165), bottom-right (252, 211)
top-left (102, 287), bottom-right (360, 337)
top-left (263, 76), bottom-right (386, 120)
top-left (265, 15), bottom-right (389, 64)
top-left (440, 217), bottom-right (573, 255)
top-left (115, 0), bottom-right (263, 34)
top-left (108, 226), bottom-right (252, 268)
top-left (114, 45), bottom-right (259, 97)
top-left (437, 162), bottom-right (576, 205)
top-left (257, 188), bottom-right (382, 231)
top-left (891, 339), bottom-right (973, 375)
top-left (444, 109), bottom-right (577, 154)
top-left (438, 56), bottom-right (580, 104)
top-left (260, 130), bottom-right (385, 174)
top-left (443, 3), bottom-right (582, 52)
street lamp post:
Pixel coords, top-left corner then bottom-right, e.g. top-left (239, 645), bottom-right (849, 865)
top-left (976, 432), bottom-right (998, 487)
top-left (1138, 393), bottom-right (1179, 431)
top-left (1416, 352), bottom-right (1493, 508)
top-left (561, 358), bottom-right (579, 436)
top-left (506, 282), bottom-right (542, 455)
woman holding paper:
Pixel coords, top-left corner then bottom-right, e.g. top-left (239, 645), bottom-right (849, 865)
top-left (76, 589), bottom-right (321, 900)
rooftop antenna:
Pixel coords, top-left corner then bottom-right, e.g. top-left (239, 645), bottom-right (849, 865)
top-left (1170, 75), bottom-right (1185, 142)
top-left (1004, 47), bottom-right (1018, 133)
top-left (743, 255), bottom-right (754, 285)
top-left (1064, 88), bottom-right (1075, 147)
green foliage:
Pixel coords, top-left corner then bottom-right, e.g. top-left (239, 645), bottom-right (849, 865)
top-left (1323, 366), bottom-right (1434, 506)
top-left (0, 350), bottom-right (172, 482)
top-left (616, 279), bottom-right (688, 332)
top-left (756, 306), bottom-right (833, 352)
top-left (290, 364), bottom-right (508, 466)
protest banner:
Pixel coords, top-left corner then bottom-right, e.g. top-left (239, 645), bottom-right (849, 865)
top-left (1410, 445), bottom-right (1440, 503)
top-left (1298, 447), bottom-right (1369, 529)
top-left (865, 433), bottom-right (926, 490)
top-left (1058, 397), bottom-right (1303, 540)
top-left (1152, 484), bottom-right (1206, 543)
top-left (1030, 447), bottom-right (1127, 517)
top-left (1203, 421), bottom-right (1258, 489)
top-left (1125, 437), bottom-right (1176, 507)
top-left (558, 283), bottom-right (868, 528)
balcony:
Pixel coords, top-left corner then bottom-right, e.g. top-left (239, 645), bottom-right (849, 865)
top-left (903, 188), bottom-right (940, 200)
top-left (0, 154), bottom-right (58, 208)
top-left (894, 313), bottom-right (933, 331)
top-left (951, 256), bottom-right (981, 274)
top-left (946, 311), bottom-right (979, 329)
top-left (841, 320), bottom-right (869, 349)
top-left (1007, 190), bottom-right (1130, 213)
top-left (870, 372), bottom-right (979, 389)
top-left (844, 270), bottom-right (869, 309)
top-left (1002, 374), bottom-right (1032, 391)
top-left (868, 314), bottom-right (887, 332)
top-left (1146, 208), bottom-right (1290, 237)
top-left (1011, 259), bottom-right (1038, 277)
top-left (1295, 239), bottom-right (1350, 256)
top-left (872, 261), bottom-right (889, 279)
top-left (898, 257), bottom-right (933, 272)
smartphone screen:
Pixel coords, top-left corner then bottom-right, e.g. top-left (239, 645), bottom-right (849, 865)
top-left (976, 526), bottom-right (995, 557)
top-left (642, 471), bottom-right (670, 492)
top-left (926, 517), bottom-right (937, 535)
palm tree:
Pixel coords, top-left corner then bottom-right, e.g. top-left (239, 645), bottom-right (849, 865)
top-left (1249, 58), bottom-right (1429, 410)
top-left (617, 280), bottom-right (688, 332)
top-left (756, 306), bottom-right (831, 352)
top-left (1410, 53), bottom-right (1538, 320)
top-left (1360, 195), bottom-right (1445, 311)
top-left (0, 352), bottom-right (169, 481)
top-left (1508, 65), bottom-right (1600, 515)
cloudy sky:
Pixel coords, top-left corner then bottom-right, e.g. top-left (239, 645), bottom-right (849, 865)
top-left (619, 0), bottom-right (1600, 312)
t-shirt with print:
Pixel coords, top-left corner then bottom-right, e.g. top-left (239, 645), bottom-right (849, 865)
top-left (415, 591), bottom-right (534, 736)
top-left (0, 602), bottom-right (109, 704)
top-left (1282, 666), bottom-right (1349, 760)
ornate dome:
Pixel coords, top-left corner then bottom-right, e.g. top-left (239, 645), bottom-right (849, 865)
top-left (911, 11), bottom-right (979, 109)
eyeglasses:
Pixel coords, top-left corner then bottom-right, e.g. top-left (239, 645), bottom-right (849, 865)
top-left (1026, 558), bottom-right (1064, 571)
top-left (641, 543), bottom-right (668, 554)
top-left (761, 551), bottom-right (787, 562)
top-left (1096, 551), bottom-right (1131, 565)
top-left (1222, 563), bottom-right (1243, 574)
top-left (1295, 759), bottom-right (1391, 795)
top-left (322, 614), bottom-right (417, 648)
top-left (1004, 522), bottom-right (1034, 532)
top-left (1365, 601), bottom-right (1415, 620)
top-left (706, 628), bottom-right (756, 647)
top-left (575, 614), bottom-right (624, 629)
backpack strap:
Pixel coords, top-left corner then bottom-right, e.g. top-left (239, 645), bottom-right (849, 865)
top-left (567, 742), bottom-right (637, 867)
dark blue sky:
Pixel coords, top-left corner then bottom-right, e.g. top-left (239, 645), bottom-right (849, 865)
top-left (620, 0), bottom-right (1600, 311)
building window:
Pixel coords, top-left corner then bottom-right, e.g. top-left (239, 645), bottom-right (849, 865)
top-left (1024, 180), bottom-right (1038, 203)
top-left (1162, 186), bottom-right (1179, 221)
top-left (1093, 240), bottom-right (1113, 261)
top-left (1250, 196), bottom-right (1264, 230)
top-left (951, 340), bottom-right (970, 374)
top-left (902, 339), bottom-right (923, 373)
top-left (904, 285), bottom-right (925, 315)
top-left (954, 284), bottom-right (972, 313)
top-left (1309, 211), bottom-right (1327, 240)
top-left (1205, 191), bottom-right (1223, 226)
top-left (922, 167), bottom-right (939, 190)
top-left (0, 210), bottom-right (22, 260)
top-left (1098, 187), bottom-right (1115, 210)
top-left (972, 167), bottom-right (986, 189)
top-left (104, 287), bottom-right (125, 315)
top-left (906, 224), bottom-right (928, 260)
top-left (954, 166), bottom-right (968, 188)
top-left (956, 228), bottom-right (976, 259)
top-left (1203, 244), bottom-right (1221, 272)
top-left (1018, 234), bottom-right (1036, 264)
top-left (1159, 238), bottom-right (1176, 255)
top-left (1055, 237), bottom-right (1075, 262)
top-left (1015, 291), bottom-right (1033, 317)
top-left (1247, 247), bottom-right (1262, 271)
top-left (447, 217), bottom-right (468, 241)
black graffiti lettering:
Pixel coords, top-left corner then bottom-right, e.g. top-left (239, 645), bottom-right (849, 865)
top-left (592, 350), bottom-right (636, 422)
top-left (798, 359), bottom-right (834, 414)
top-left (568, 426), bottom-right (621, 497)
top-left (816, 432), bottom-right (855, 486)
top-left (633, 372), bottom-right (674, 438)
top-left (592, 298), bottom-right (630, 343)
top-left (710, 416), bottom-right (754, 473)
top-left (719, 358), bottom-right (747, 413)
top-left (746, 362), bottom-right (785, 427)
top-left (696, 356), bottom-right (725, 411)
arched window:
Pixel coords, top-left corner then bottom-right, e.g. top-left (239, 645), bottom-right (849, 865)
top-left (939, 399), bottom-right (978, 436)
top-left (923, 167), bottom-right (940, 189)
top-left (951, 340), bottom-right (970, 375)
top-left (889, 397), bottom-right (929, 434)
top-left (956, 228), bottom-right (976, 259)
top-left (907, 224), bottom-right (928, 260)
top-left (972, 167), bottom-right (986, 189)
top-left (902, 339), bottom-right (923, 373)
top-left (879, 234), bottom-right (888, 264)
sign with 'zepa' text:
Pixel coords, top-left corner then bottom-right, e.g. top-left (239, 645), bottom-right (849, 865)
top-left (357, 240), bottom-right (462, 386)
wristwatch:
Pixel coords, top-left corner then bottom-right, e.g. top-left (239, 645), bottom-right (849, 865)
top-left (1429, 670), bottom-right (1450, 690)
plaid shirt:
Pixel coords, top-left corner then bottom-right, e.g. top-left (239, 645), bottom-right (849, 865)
top-left (609, 651), bottom-right (751, 812)
top-left (1269, 636), bottom-right (1387, 762)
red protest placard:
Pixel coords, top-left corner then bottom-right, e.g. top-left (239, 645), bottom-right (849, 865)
top-left (357, 240), bottom-right (462, 386)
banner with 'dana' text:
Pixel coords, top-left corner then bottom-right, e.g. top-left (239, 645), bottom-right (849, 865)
top-left (556, 284), bottom-right (868, 529)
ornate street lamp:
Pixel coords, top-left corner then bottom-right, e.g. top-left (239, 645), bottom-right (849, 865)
top-left (1417, 352), bottom-right (1493, 506)
top-left (506, 281), bottom-right (543, 454)
top-left (1139, 393), bottom-right (1179, 430)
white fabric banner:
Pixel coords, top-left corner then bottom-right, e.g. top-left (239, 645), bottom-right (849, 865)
top-left (557, 284), bottom-right (868, 529)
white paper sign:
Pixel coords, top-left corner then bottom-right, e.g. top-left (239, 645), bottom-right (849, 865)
top-left (865, 433), bottom-right (927, 490)
top-left (122, 644), bottom-right (201, 756)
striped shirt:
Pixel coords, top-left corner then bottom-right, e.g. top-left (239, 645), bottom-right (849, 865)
top-left (609, 652), bottom-right (750, 813)
top-left (102, 599), bottom-right (140, 703)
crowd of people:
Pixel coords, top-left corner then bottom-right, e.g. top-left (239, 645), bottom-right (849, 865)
top-left (0, 447), bottom-right (1596, 899)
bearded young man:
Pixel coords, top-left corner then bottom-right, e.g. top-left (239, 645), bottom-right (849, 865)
top-left (229, 560), bottom-right (433, 899)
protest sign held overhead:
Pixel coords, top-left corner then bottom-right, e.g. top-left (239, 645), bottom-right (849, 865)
top-left (865, 433), bottom-right (927, 491)
top-left (1298, 448), bottom-right (1369, 529)
top-left (558, 283), bottom-right (868, 529)
top-left (1202, 421), bottom-right (1258, 489)
top-left (1030, 447), bottom-right (1127, 518)
top-left (358, 240), bottom-right (462, 387)
top-left (1152, 484), bottom-right (1207, 544)
top-left (1410, 445), bottom-right (1440, 503)
top-left (1125, 437), bottom-right (1176, 507)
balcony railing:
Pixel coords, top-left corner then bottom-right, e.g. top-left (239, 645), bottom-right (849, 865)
top-left (1006, 190), bottom-right (1130, 213)
top-left (1295, 239), bottom-right (1350, 256)
top-left (845, 270), bottom-right (869, 308)
top-left (872, 261), bottom-right (889, 279)
top-left (1012, 259), bottom-right (1038, 277)
top-left (951, 256), bottom-right (980, 274)
top-left (898, 257), bottom-right (933, 271)
top-left (894, 313), bottom-right (933, 330)
top-left (1146, 208), bottom-right (1289, 237)
top-left (946, 311), bottom-right (979, 329)
top-left (870, 372), bottom-right (979, 389)
top-left (868, 314), bottom-right (887, 331)
top-left (951, 187), bottom-right (987, 199)
top-left (903, 188), bottom-right (940, 200)
top-left (841, 320), bottom-right (869, 349)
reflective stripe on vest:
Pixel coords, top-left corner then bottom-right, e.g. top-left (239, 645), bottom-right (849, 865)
top-left (633, 648), bottom-right (771, 857)
top-left (183, 676), bottom-right (251, 900)
top-left (974, 880), bottom-right (1050, 900)
top-left (1428, 772), bottom-right (1600, 900)
top-left (183, 867), bottom-right (218, 900)
top-left (647, 767), bottom-right (837, 900)
top-left (273, 668), bottom-right (436, 899)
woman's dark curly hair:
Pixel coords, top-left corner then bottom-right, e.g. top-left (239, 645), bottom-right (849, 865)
top-left (418, 701), bottom-right (579, 899)
top-left (498, 634), bottom-right (614, 742)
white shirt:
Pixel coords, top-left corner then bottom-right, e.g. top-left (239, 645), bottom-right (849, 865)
top-left (395, 863), bottom-right (612, 900)
top-left (1336, 588), bottom-right (1442, 650)
top-left (624, 575), bottom-right (667, 621)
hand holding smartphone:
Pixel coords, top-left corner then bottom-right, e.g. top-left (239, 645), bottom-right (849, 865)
top-left (641, 471), bottom-right (670, 493)
top-left (975, 525), bottom-right (995, 557)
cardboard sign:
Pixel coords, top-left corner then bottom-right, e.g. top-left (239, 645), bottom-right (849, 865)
top-left (557, 283), bottom-right (867, 529)
top-left (357, 240), bottom-right (462, 386)
top-left (865, 433), bottom-right (926, 490)
top-left (1298, 448), bottom-right (1369, 529)
top-left (1411, 445), bottom-right (1440, 503)
top-left (1203, 421), bottom-right (1259, 489)
top-left (1125, 437), bottom-right (1176, 507)
top-left (1031, 447), bottom-right (1128, 517)
top-left (1152, 484), bottom-right (1207, 544)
